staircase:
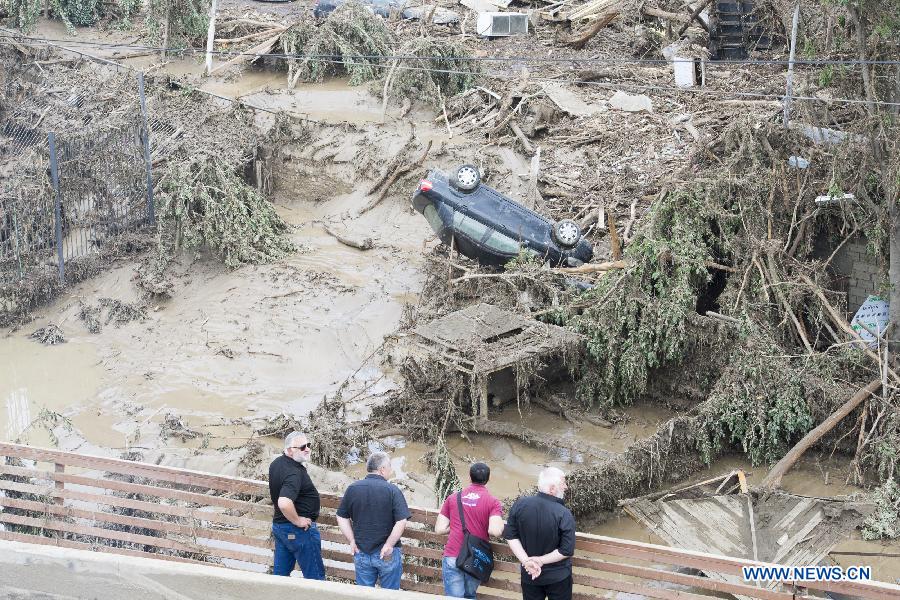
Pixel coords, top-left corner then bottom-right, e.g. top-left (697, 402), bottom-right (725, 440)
top-left (709, 0), bottom-right (772, 59)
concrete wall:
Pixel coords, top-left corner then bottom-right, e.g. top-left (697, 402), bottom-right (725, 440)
top-left (829, 236), bottom-right (883, 313)
top-left (0, 540), bottom-right (444, 600)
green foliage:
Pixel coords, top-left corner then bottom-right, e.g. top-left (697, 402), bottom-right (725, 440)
top-left (145, 0), bottom-right (211, 47)
top-left (158, 160), bottom-right (294, 268)
top-left (862, 477), bottom-right (900, 540)
top-left (386, 38), bottom-right (479, 107)
top-left (4, 0), bottom-right (43, 32)
top-left (818, 65), bottom-right (835, 87)
top-left (53, 0), bottom-right (100, 29)
top-left (282, 2), bottom-right (395, 86)
top-left (5, 0), bottom-right (138, 32)
top-left (15, 408), bottom-right (74, 447)
top-left (431, 436), bottom-right (461, 507)
top-left (694, 329), bottom-right (814, 465)
top-left (558, 187), bottom-right (735, 406)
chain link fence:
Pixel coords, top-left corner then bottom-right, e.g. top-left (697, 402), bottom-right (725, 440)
top-left (0, 69), bottom-right (154, 315)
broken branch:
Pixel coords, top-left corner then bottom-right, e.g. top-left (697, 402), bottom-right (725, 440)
top-left (761, 378), bottom-right (881, 490)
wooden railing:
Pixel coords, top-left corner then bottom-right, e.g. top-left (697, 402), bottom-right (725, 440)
top-left (1, 442), bottom-right (899, 600)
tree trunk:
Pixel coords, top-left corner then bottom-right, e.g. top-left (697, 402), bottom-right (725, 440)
top-left (891, 204), bottom-right (900, 351)
top-left (205, 0), bottom-right (219, 75)
top-left (847, 3), bottom-right (877, 116)
top-left (761, 378), bottom-right (881, 489)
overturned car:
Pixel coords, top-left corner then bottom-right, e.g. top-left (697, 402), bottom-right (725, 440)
top-left (411, 165), bottom-right (593, 267)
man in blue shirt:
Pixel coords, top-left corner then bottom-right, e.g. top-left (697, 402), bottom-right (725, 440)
top-left (336, 451), bottom-right (412, 589)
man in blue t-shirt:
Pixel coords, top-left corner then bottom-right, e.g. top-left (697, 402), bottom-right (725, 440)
top-left (336, 451), bottom-right (412, 589)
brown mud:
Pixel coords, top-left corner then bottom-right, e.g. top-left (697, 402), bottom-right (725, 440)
top-left (3, 16), bottom-right (900, 585)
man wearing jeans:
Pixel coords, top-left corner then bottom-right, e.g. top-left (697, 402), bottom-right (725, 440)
top-left (336, 451), bottom-right (411, 589)
top-left (268, 431), bottom-right (325, 579)
top-left (435, 462), bottom-right (504, 598)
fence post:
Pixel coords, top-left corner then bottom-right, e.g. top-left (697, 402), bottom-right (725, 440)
top-left (137, 72), bottom-right (155, 226)
top-left (12, 212), bottom-right (23, 280)
top-left (783, 5), bottom-right (800, 128)
top-left (54, 462), bottom-right (65, 506)
top-left (47, 132), bottom-right (65, 284)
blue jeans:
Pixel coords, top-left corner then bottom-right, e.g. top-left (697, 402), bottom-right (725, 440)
top-left (271, 521), bottom-right (326, 579)
top-left (443, 556), bottom-right (480, 598)
top-left (353, 548), bottom-right (403, 589)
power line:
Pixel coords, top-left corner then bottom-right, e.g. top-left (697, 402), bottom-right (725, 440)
top-left (5, 31), bottom-right (900, 109)
top-left (3, 30), bottom-right (900, 67)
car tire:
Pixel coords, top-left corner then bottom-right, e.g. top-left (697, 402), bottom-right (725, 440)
top-left (451, 164), bottom-right (481, 192)
top-left (552, 219), bottom-right (581, 248)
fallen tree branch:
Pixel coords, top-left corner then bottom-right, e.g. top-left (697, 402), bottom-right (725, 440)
top-left (565, 11), bottom-right (618, 49)
top-left (764, 249), bottom-right (813, 352)
top-left (509, 121), bottom-right (535, 155)
top-left (324, 225), bottom-right (375, 250)
top-left (802, 274), bottom-right (900, 384)
top-left (608, 208), bottom-right (623, 260)
top-left (552, 260), bottom-right (629, 274)
top-left (642, 6), bottom-right (691, 23)
top-left (761, 378), bottom-right (882, 490)
top-left (358, 140), bottom-right (432, 215)
top-left (676, 0), bottom-right (711, 36)
top-left (208, 33), bottom-right (280, 75)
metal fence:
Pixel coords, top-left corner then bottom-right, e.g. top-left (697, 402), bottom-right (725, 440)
top-left (0, 73), bottom-right (154, 288)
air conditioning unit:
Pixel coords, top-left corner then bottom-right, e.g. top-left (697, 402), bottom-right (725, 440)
top-left (476, 12), bottom-right (529, 37)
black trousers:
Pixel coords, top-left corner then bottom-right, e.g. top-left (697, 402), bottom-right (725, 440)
top-left (521, 576), bottom-right (573, 600)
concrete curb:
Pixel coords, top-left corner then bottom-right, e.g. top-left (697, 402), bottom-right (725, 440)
top-left (0, 540), bottom-right (444, 599)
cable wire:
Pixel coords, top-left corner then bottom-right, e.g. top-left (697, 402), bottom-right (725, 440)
top-left (3, 30), bottom-right (900, 66)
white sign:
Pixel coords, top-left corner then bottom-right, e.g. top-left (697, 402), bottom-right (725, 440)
top-left (850, 295), bottom-right (889, 349)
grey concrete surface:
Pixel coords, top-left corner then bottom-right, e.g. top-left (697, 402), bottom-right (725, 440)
top-left (0, 540), bottom-right (444, 600)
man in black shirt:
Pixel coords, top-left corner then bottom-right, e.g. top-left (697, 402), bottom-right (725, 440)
top-left (336, 451), bottom-right (411, 589)
top-left (268, 431), bottom-right (325, 579)
top-left (503, 467), bottom-right (576, 600)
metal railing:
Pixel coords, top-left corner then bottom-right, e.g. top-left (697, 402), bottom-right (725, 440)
top-left (1, 442), bottom-right (899, 600)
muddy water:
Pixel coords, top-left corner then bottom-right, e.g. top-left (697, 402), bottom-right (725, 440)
top-left (7, 24), bottom-right (900, 577)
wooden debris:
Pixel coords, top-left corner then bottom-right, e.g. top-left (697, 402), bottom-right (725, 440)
top-left (208, 33), bottom-right (280, 76)
top-left (324, 225), bottom-right (375, 250)
top-left (552, 260), bottom-right (628, 274)
top-left (761, 379), bottom-right (882, 490)
top-left (565, 11), bottom-right (618, 48)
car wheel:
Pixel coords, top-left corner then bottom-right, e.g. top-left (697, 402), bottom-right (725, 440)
top-left (553, 219), bottom-right (581, 248)
top-left (451, 164), bottom-right (481, 192)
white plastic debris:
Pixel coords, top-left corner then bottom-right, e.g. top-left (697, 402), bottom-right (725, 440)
top-left (851, 295), bottom-right (889, 349)
top-left (609, 91), bottom-right (653, 112)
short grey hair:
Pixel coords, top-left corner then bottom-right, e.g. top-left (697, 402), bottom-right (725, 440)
top-left (284, 431), bottom-right (307, 449)
top-left (537, 467), bottom-right (566, 493)
top-left (367, 451), bottom-right (391, 473)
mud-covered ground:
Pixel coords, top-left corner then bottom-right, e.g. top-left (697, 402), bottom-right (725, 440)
top-left (3, 11), bottom-right (900, 584)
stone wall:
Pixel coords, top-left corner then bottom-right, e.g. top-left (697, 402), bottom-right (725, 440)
top-left (829, 236), bottom-right (883, 314)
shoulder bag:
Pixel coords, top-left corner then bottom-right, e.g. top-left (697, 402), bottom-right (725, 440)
top-left (455, 491), bottom-right (495, 583)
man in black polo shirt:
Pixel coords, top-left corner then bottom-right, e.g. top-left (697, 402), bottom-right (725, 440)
top-left (268, 431), bottom-right (325, 579)
top-left (503, 467), bottom-right (576, 600)
top-left (336, 451), bottom-right (411, 589)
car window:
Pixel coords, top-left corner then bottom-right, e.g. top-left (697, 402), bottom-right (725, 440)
top-left (423, 204), bottom-right (445, 232)
top-left (484, 229), bottom-right (520, 254)
top-left (452, 211), bottom-right (488, 241)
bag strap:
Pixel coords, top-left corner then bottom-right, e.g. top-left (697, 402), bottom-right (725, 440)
top-left (456, 491), bottom-right (470, 535)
